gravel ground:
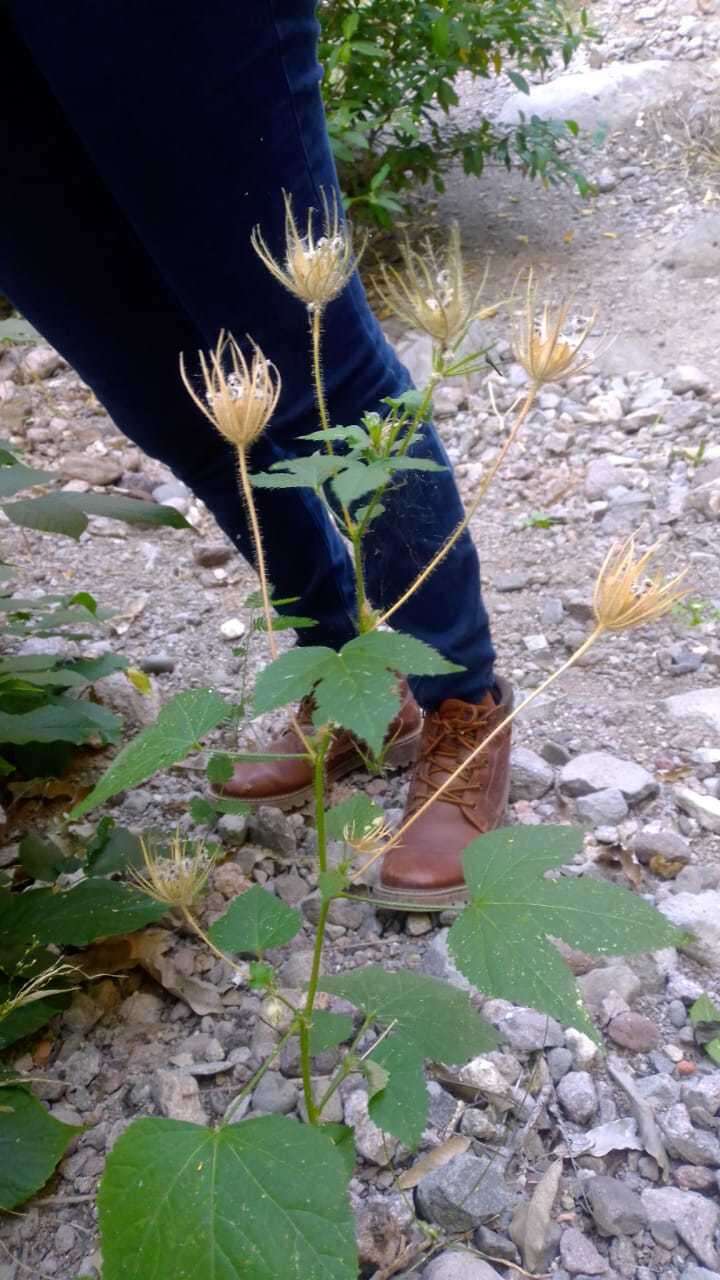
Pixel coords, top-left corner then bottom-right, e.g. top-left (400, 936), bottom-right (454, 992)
top-left (2, 2), bottom-right (720, 1278)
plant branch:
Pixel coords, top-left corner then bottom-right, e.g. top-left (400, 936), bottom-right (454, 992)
top-left (372, 381), bottom-right (538, 630)
top-left (224, 1021), bottom-right (299, 1124)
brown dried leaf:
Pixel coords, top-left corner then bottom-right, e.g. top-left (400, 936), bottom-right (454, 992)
top-left (396, 1136), bottom-right (470, 1190)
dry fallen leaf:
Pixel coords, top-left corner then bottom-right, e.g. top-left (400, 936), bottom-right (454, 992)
top-left (396, 1135), bottom-right (470, 1190)
top-left (82, 928), bottom-right (223, 1016)
top-left (511, 1159), bottom-right (563, 1274)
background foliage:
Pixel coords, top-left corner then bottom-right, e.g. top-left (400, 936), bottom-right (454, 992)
top-left (319, 0), bottom-right (594, 224)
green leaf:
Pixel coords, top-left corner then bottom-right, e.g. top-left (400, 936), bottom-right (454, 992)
top-left (255, 631), bottom-right (459, 755)
top-left (249, 961), bottom-right (275, 991)
top-left (319, 869), bottom-right (348, 901)
top-left (66, 493), bottom-right (189, 529)
top-left (309, 1011), bottom-right (354, 1055)
top-left (70, 688), bottom-right (231, 817)
top-left (0, 1087), bottom-right (81, 1209)
top-left (0, 982), bottom-right (71, 1049)
top-left (507, 70), bottom-right (530, 94)
top-left (85, 823), bottom-right (144, 876)
top-left (253, 456), bottom-right (342, 491)
top-left (690, 994), bottom-right (720, 1026)
top-left (189, 796), bottom-right (218, 825)
top-left (320, 966), bottom-right (496, 1063)
top-left (207, 752), bottom-right (234, 785)
top-left (706, 1038), bottom-right (720, 1064)
top-left (0, 463), bottom-right (53, 498)
top-left (18, 833), bottom-right (71, 881)
top-left (0, 879), bottom-right (167, 948)
top-left (362, 1059), bottom-right (389, 1101)
top-left (332, 460), bottom-right (389, 507)
top-left (320, 968), bottom-right (495, 1151)
top-left (208, 885), bottom-right (302, 956)
top-left (4, 495), bottom-right (88, 538)
top-left (448, 826), bottom-right (682, 1039)
top-left (321, 1123), bottom-right (356, 1182)
top-left (368, 1034), bottom-right (428, 1149)
top-left (0, 699), bottom-right (120, 746)
top-left (98, 1114), bottom-right (357, 1280)
top-left (325, 795), bottom-right (383, 843)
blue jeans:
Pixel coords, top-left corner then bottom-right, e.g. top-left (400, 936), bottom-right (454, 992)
top-left (0, 1), bottom-right (495, 709)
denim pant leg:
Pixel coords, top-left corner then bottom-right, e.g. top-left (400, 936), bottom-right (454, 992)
top-left (6, 0), bottom-right (496, 707)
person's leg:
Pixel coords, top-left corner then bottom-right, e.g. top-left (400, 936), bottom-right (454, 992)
top-left (0, 9), bottom-right (357, 651)
top-left (7, 0), bottom-right (495, 707)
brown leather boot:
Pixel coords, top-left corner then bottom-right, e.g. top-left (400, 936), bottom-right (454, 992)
top-left (376, 677), bottom-right (513, 909)
top-left (216, 679), bottom-right (422, 810)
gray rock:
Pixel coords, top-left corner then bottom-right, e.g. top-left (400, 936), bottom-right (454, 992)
top-left (635, 1074), bottom-right (681, 1109)
top-left (683, 1073), bottom-right (720, 1116)
top-left (576, 789), bottom-right (629, 826)
top-left (119, 991), bottom-right (164, 1024)
top-left (498, 61), bottom-right (694, 132)
top-left (396, 331), bottom-right (432, 388)
top-left (668, 365), bottom-right (711, 396)
top-left (416, 1152), bottom-right (514, 1232)
top-left (578, 965), bottom-right (642, 1014)
top-left (193, 542), bottom-right (234, 568)
top-left (681, 1267), bottom-right (720, 1280)
top-left (60, 453), bottom-right (123, 486)
top-left (585, 1176), bottom-right (646, 1236)
top-left (659, 892), bottom-right (720, 966)
top-left (509, 747), bottom-right (554, 801)
top-left (247, 807), bottom-right (297, 857)
top-left (278, 950), bottom-right (317, 988)
top-left (641, 1187), bottom-right (720, 1269)
top-left (595, 168), bottom-right (619, 194)
top-left (675, 789), bottom-right (720, 835)
top-left (423, 1252), bottom-right (504, 1280)
top-left (21, 345), bottom-right (65, 380)
top-left (251, 1071), bottom-right (298, 1114)
top-left (547, 1047), bottom-right (574, 1082)
top-left (559, 753), bottom-right (657, 805)
top-left (482, 1001), bottom-right (564, 1051)
top-left (494, 570), bottom-right (531, 593)
top-left (344, 1089), bottom-right (400, 1166)
top-left (94, 670), bottom-right (162, 731)
top-left (152, 1069), bottom-right (208, 1124)
top-left (421, 928), bottom-right (473, 992)
top-left (559, 1227), bottom-right (608, 1275)
top-left (217, 812), bottom-right (250, 846)
top-left (585, 459), bottom-right (622, 500)
top-left (664, 689), bottom-right (720, 737)
top-left (356, 1197), bottom-right (414, 1274)
top-left (632, 830), bottom-right (691, 866)
top-left (62, 1048), bottom-right (102, 1088)
top-left (661, 1103), bottom-right (720, 1166)
top-left (659, 213), bottom-right (720, 279)
top-left (557, 1071), bottom-right (598, 1124)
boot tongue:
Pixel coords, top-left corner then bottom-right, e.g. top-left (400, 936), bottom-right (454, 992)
top-left (436, 693), bottom-right (495, 721)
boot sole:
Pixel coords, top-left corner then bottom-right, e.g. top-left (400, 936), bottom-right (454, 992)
top-left (211, 727), bottom-right (422, 813)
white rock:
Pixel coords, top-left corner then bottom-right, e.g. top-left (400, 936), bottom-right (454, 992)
top-left (498, 61), bottom-right (696, 132)
top-left (659, 891), bottom-right (720, 966)
top-left (664, 688), bottom-right (720, 737)
top-left (220, 618), bottom-right (246, 640)
top-left (675, 788), bottom-right (720, 835)
top-left (559, 752), bottom-right (657, 804)
top-left (94, 670), bottom-right (162, 731)
top-left (668, 365), bottom-right (711, 396)
top-left (344, 1089), bottom-right (401, 1166)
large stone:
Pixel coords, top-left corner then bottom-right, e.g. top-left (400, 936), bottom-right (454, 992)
top-left (152, 1069), bottom-right (208, 1124)
top-left (659, 892), bottom-right (720, 966)
top-left (577, 964), bottom-right (642, 1014)
top-left (94, 670), bottom-right (162, 731)
top-left (585, 1176), bottom-right (646, 1237)
top-left (247, 807), bottom-right (297, 857)
top-left (641, 1187), bottom-right (720, 1269)
top-left (664, 689), bottom-right (720, 737)
top-left (575, 789), bottom-right (628, 826)
top-left (661, 1103), bottom-right (720, 1167)
top-left (344, 1089), bottom-right (401, 1167)
top-left (60, 453), bottom-right (123, 486)
top-left (509, 747), bottom-right (554, 801)
top-left (556, 1072), bottom-right (598, 1125)
top-left (659, 213), bottom-right (720, 280)
top-left (481, 1001), bottom-right (564, 1051)
top-left (675, 789), bottom-right (720, 835)
top-left (498, 61), bottom-right (694, 132)
top-left (423, 1252), bottom-right (504, 1280)
top-left (682, 1073), bottom-right (720, 1116)
top-left (559, 753), bottom-right (657, 805)
top-left (415, 1152), bottom-right (514, 1232)
top-left (559, 1227), bottom-right (608, 1275)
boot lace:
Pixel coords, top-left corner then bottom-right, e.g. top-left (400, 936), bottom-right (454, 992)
top-left (407, 707), bottom-right (491, 815)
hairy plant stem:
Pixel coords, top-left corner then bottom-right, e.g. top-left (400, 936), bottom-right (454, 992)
top-left (224, 1022), bottom-right (299, 1124)
top-left (372, 381), bottom-right (539, 631)
top-left (352, 625), bottom-right (604, 883)
top-left (309, 303), bottom-right (371, 624)
top-left (299, 735), bottom-right (332, 1123)
top-left (237, 443), bottom-right (314, 758)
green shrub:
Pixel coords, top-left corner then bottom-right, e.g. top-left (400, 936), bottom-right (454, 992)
top-left (319, 0), bottom-right (595, 225)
